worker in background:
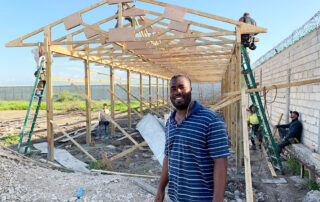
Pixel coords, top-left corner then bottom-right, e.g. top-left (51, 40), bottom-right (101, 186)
top-left (276, 111), bottom-right (303, 154)
top-left (155, 74), bottom-right (229, 202)
top-left (239, 12), bottom-right (257, 51)
top-left (247, 105), bottom-right (262, 150)
top-left (32, 45), bottom-right (46, 98)
top-left (114, 3), bottom-right (134, 28)
top-left (96, 103), bottom-right (110, 139)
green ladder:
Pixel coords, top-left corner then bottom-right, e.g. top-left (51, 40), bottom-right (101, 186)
top-left (17, 56), bottom-right (46, 154)
top-left (241, 46), bottom-right (283, 171)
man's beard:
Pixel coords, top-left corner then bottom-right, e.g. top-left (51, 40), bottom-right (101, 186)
top-left (171, 92), bottom-right (192, 110)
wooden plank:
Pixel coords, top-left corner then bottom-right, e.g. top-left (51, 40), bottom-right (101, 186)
top-left (135, 16), bottom-right (163, 34)
top-left (44, 26), bottom-right (54, 161)
top-left (203, 95), bottom-right (224, 107)
top-left (91, 168), bottom-right (159, 179)
top-left (51, 121), bottom-right (97, 161)
top-left (127, 70), bottom-right (132, 128)
top-left (71, 83), bottom-right (139, 145)
top-left (149, 75), bottom-right (152, 109)
top-left (108, 0), bottom-right (134, 5)
top-left (273, 113), bottom-right (283, 141)
top-left (224, 78), bottom-right (320, 97)
top-left (102, 152), bottom-right (113, 170)
top-left (156, 77), bottom-right (159, 112)
top-left (110, 66), bottom-right (115, 136)
top-left (109, 27), bottom-right (135, 42)
top-left (163, 4), bottom-right (186, 22)
top-left (109, 141), bottom-right (147, 162)
top-left (63, 12), bottom-right (83, 30)
top-left (210, 95), bottom-right (241, 111)
top-left (116, 84), bottom-right (163, 118)
top-left (84, 57), bottom-right (92, 144)
top-left (140, 73), bottom-right (143, 116)
top-left (105, 87), bottom-right (142, 119)
top-left (123, 7), bottom-right (146, 17)
top-left (262, 145), bottom-right (278, 178)
top-left (241, 89), bottom-right (254, 202)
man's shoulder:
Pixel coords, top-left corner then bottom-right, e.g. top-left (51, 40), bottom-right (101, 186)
top-left (197, 104), bottom-right (223, 121)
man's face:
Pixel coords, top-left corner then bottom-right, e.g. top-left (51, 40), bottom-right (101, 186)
top-left (290, 112), bottom-right (297, 119)
top-left (103, 105), bottom-right (107, 110)
top-left (170, 76), bottom-right (192, 110)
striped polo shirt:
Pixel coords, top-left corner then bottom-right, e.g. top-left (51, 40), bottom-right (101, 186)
top-left (164, 101), bottom-right (230, 202)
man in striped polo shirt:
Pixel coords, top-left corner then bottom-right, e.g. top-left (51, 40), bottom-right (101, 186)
top-left (155, 75), bottom-right (230, 202)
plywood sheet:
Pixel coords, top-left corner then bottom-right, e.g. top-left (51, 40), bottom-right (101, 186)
top-left (169, 20), bottom-right (190, 33)
top-left (109, 27), bottom-right (135, 42)
top-left (83, 25), bottom-right (100, 39)
top-left (123, 7), bottom-right (145, 17)
top-left (125, 41), bottom-right (146, 49)
top-left (163, 4), bottom-right (186, 22)
top-left (64, 12), bottom-right (82, 30)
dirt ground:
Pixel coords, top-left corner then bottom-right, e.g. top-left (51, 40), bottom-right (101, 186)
top-left (0, 110), bottom-right (316, 201)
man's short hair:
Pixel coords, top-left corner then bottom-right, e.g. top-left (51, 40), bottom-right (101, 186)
top-left (103, 103), bottom-right (107, 106)
top-left (244, 12), bottom-right (250, 16)
top-left (170, 74), bottom-right (191, 87)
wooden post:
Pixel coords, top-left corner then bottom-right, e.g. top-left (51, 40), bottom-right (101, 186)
top-left (241, 89), bottom-right (254, 202)
top-left (110, 66), bottom-right (115, 136)
top-left (84, 46), bottom-right (91, 144)
top-left (44, 26), bottom-right (54, 161)
top-left (156, 77), bottom-right (159, 112)
top-left (127, 70), bottom-right (131, 128)
top-left (235, 26), bottom-right (243, 169)
top-left (118, 3), bottom-right (123, 28)
top-left (167, 79), bottom-right (170, 104)
top-left (162, 78), bottom-right (165, 105)
top-left (140, 73), bottom-right (143, 116)
top-left (149, 75), bottom-right (152, 109)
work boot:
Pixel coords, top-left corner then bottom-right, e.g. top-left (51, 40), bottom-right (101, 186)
top-left (250, 145), bottom-right (256, 150)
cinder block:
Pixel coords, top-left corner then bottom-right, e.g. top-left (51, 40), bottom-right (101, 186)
top-left (125, 41), bottom-right (146, 50)
top-left (107, 0), bottom-right (134, 5)
top-left (123, 7), bottom-right (145, 17)
top-left (83, 24), bottom-right (100, 39)
top-left (169, 20), bottom-right (190, 33)
top-left (163, 4), bottom-right (186, 22)
top-left (64, 12), bottom-right (83, 30)
top-left (108, 27), bottom-right (135, 42)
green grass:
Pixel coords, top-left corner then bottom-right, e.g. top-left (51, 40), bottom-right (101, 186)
top-left (0, 135), bottom-right (20, 146)
top-left (286, 157), bottom-right (309, 178)
top-left (88, 160), bottom-right (106, 170)
top-left (0, 100), bottom-right (141, 112)
top-left (307, 180), bottom-right (320, 190)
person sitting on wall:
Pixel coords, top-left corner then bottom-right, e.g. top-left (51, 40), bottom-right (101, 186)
top-left (96, 103), bottom-right (111, 139)
top-left (239, 12), bottom-right (257, 51)
top-left (276, 111), bottom-right (303, 154)
top-left (247, 105), bottom-right (263, 150)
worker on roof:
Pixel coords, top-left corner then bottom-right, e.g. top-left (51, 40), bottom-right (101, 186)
top-left (248, 104), bottom-right (263, 150)
top-left (239, 12), bottom-right (257, 51)
top-left (114, 3), bottom-right (134, 28)
top-left (276, 111), bottom-right (303, 154)
top-left (155, 74), bottom-right (229, 202)
top-left (31, 44), bottom-right (46, 98)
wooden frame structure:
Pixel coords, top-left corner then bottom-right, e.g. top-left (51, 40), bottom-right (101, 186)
top-left (6, 1), bottom-right (269, 201)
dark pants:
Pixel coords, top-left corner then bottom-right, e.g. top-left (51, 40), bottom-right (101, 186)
top-left (250, 124), bottom-right (262, 145)
top-left (277, 128), bottom-right (290, 154)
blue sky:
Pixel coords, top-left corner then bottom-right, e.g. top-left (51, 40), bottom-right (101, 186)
top-left (1, 0), bottom-right (319, 86)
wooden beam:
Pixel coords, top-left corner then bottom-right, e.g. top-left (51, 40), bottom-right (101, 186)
top-left (156, 77), bottom-right (159, 113)
top-left (127, 70), bottom-right (132, 128)
top-left (84, 53), bottom-right (91, 144)
top-left (71, 83), bottom-right (139, 145)
top-left (210, 95), bottom-right (241, 111)
top-left (110, 65), bottom-right (115, 136)
top-left (203, 95), bottom-right (224, 107)
top-left (241, 89), bottom-right (254, 202)
top-left (91, 169), bottom-right (159, 179)
top-left (140, 73), bottom-right (143, 116)
top-left (44, 26), bottom-right (54, 161)
top-left (149, 75), bottom-right (152, 109)
top-left (108, 141), bottom-right (147, 162)
top-left (117, 84), bottom-right (163, 118)
top-left (106, 88), bottom-right (142, 119)
top-left (51, 121), bottom-right (97, 161)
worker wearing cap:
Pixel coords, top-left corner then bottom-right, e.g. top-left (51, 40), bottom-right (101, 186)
top-left (276, 111), bottom-right (303, 154)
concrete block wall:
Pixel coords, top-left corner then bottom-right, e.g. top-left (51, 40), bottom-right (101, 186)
top-left (253, 28), bottom-right (320, 152)
top-left (0, 83), bottom-right (221, 104)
